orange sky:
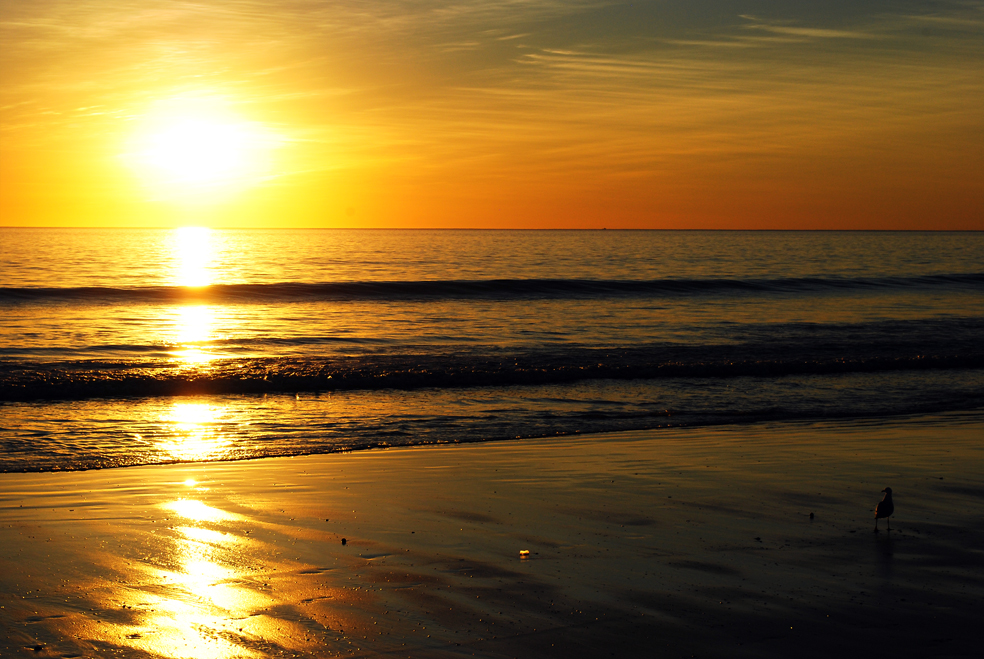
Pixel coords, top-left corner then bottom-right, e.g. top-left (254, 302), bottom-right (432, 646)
top-left (1, 0), bottom-right (982, 229)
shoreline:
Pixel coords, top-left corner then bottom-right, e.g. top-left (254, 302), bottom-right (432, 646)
top-left (4, 407), bottom-right (983, 475)
top-left (2, 414), bottom-right (982, 657)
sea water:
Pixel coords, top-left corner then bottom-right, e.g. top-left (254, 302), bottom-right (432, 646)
top-left (1, 229), bottom-right (982, 471)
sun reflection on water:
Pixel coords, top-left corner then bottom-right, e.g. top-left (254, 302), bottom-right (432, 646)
top-left (167, 227), bottom-right (220, 363)
top-left (173, 227), bottom-right (214, 288)
top-left (173, 304), bottom-right (214, 363)
top-left (161, 403), bottom-right (231, 463)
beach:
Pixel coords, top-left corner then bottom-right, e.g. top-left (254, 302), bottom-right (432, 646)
top-left (2, 412), bottom-right (981, 658)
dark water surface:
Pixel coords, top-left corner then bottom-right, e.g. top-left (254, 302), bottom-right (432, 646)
top-left (2, 229), bottom-right (982, 471)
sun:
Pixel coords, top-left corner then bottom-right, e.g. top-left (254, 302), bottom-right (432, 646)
top-left (124, 94), bottom-right (279, 201)
top-left (143, 119), bottom-right (252, 184)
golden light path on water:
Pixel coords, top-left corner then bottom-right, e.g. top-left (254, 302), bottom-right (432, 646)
top-left (172, 227), bottom-right (214, 288)
top-left (70, 229), bottom-right (350, 656)
top-left (173, 305), bottom-right (214, 364)
top-left (161, 402), bottom-right (232, 463)
top-left (170, 226), bottom-right (217, 364)
top-left (148, 223), bottom-right (268, 659)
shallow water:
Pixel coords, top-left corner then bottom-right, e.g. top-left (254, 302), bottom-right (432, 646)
top-left (2, 229), bottom-right (982, 471)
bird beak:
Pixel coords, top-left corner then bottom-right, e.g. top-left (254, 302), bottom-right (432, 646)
top-left (881, 488), bottom-right (887, 493)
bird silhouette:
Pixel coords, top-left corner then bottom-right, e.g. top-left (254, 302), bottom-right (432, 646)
top-left (874, 487), bottom-right (894, 532)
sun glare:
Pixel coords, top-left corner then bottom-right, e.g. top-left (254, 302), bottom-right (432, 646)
top-left (125, 95), bottom-right (278, 201)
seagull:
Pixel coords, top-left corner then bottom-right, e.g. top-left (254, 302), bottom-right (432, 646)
top-left (874, 487), bottom-right (894, 532)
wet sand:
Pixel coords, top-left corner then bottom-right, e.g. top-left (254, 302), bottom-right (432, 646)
top-left (2, 413), bottom-right (982, 658)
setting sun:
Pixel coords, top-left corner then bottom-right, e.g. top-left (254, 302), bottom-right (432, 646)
top-left (123, 95), bottom-right (279, 202)
top-left (141, 119), bottom-right (252, 183)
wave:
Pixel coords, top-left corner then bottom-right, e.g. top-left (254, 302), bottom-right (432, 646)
top-left (4, 371), bottom-right (984, 473)
top-left (4, 340), bottom-right (983, 401)
top-left (3, 273), bottom-right (983, 304)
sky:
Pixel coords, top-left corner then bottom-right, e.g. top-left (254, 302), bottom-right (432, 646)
top-left (1, 0), bottom-right (982, 229)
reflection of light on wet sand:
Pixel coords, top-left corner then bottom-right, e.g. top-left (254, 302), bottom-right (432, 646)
top-left (171, 538), bottom-right (242, 611)
top-left (120, 539), bottom-right (269, 659)
top-left (161, 403), bottom-right (231, 463)
top-left (164, 498), bottom-right (240, 523)
top-left (110, 499), bottom-right (274, 658)
top-left (4, 459), bottom-right (382, 659)
top-left (178, 525), bottom-right (236, 544)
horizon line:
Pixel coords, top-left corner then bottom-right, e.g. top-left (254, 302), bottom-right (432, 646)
top-left (2, 226), bottom-right (982, 232)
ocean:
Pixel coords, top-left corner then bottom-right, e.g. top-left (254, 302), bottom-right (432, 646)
top-left (2, 228), bottom-right (982, 472)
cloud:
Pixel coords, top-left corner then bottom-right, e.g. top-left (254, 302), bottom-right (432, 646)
top-left (749, 25), bottom-right (876, 40)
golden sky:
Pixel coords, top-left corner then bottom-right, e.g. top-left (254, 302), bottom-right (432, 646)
top-left (1, 0), bottom-right (982, 228)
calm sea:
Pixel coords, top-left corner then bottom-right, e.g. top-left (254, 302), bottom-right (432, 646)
top-left (2, 228), bottom-right (983, 472)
